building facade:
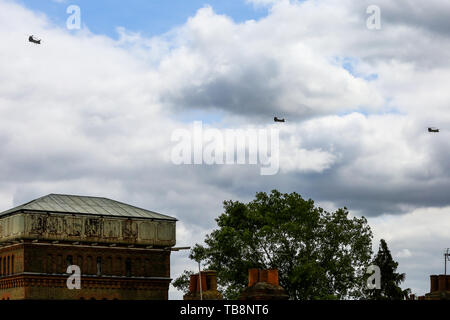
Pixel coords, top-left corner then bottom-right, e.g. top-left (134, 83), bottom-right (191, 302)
top-left (0, 194), bottom-right (177, 300)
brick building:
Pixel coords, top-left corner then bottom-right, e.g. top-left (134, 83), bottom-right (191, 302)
top-left (0, 194), bottom-right (177, 300)
top-left (422, 274), bottom-right (450, 300)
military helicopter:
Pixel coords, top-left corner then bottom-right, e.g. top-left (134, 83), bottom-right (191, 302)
top-left (428, 127), bottom-right (439, 133)
top-left (274, 117), bottom-right (285, 123)
top-left (28, 35), bottom-right (41, 44)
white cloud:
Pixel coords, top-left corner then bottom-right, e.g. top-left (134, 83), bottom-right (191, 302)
top-left (369, 206), bottom-right (450, 295)
top-left (396, 249), bottom-right (412, 258)
top-left (1, 0), bottom-right (450, 299)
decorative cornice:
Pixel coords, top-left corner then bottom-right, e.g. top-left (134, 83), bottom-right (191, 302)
top-left (0, 273), bottom-right (171, 290)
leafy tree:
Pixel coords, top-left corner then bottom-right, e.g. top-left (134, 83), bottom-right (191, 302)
top-left (172, 270), bottom-right (194, 294)
top-left (173, 190), bottom-right (373, 299)
top-left (365, 239), bottom-right (410, 300)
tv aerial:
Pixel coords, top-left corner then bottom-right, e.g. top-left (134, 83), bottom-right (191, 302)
top-left (444, 248), bottom-right (450, 275)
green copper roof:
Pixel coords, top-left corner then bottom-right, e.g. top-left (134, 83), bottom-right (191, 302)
top-left (0, 194), bottom-right (177, 221)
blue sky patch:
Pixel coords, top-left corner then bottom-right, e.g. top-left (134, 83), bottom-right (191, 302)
top-left (334, 56), bottom-right (379, 82)
top-left (18, 0), bottom-right (269, 39)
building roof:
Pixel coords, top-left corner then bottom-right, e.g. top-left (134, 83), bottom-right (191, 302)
top-left (0, 194), bottom-right (177, 221)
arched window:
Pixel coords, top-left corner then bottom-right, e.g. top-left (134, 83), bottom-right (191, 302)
top-left (125, 258), bottom-right (131, 277)
top-left (87, 256), bottom-right (93, 274)
top-left (116, 257), bottom-right (122, 275)
top-left (57, 254), bottom-right (63, 273)
top-left (106, 257), bottom-right (112, 275)
top-left (145, 258), bottom-right (150, 276)
top-left (77, 255), bottom-right (83, 273)
top-left (96, 257), bottom-right (102, 276)
top-left (135, 258), bottom-right (141, 277)
top-left (47, 254), bottom-right (53, 274)
top-left (67, 255), bottom-right (73, 267)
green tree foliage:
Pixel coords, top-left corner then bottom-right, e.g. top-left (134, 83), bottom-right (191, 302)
top-left (172, 270), bottom-right (194, 294)
top-left (366, 239), bottom-right (410, 300)
top-left (173, 190), bottom-right (374, 300)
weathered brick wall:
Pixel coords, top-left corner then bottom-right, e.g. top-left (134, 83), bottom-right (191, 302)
top-left (0, 243), bottom-right (171, 300)
top-left (0, 244), bottom-right (24, 275)
top-left (23, 276), bottom-right (169, 300)
top-left (1, 286), bottom-right (24, 300)
top-left (23, 243), bottom-right (170, 278)
top-left (0, 244), bottom-right (25, 299)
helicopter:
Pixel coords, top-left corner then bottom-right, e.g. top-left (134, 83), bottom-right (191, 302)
top-left (28, 35), bottom-right (41, 44)
top-left (428, 127), bottom-right (439, 133)
top-left (274, 117), bottom-right (285, 123)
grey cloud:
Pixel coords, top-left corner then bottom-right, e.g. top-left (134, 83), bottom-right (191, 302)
top-left (375, 0), bottom-right (450, 38)
top-left (2, 0), bottom-right (450, 299)
top-left (163, 59), bottom-right (283, 118)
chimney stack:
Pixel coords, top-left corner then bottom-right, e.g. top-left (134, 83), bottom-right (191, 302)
top-left (424, 274), bottom-right (450, 299)
top-left (239, 268), bottom-right (288, 300)
top-left (183, 270), bottom-right (222, 300)
top-left (248, 268), bottom-right (279, 287)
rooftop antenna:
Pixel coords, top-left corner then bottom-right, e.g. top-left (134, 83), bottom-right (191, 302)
top-left (445, 248), bottom-right (450, 275)
top-left (198, 260), bottom-right (203, 301)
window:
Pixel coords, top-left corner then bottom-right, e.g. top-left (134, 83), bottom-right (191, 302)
top-left (67, 255), bottom-right (73, 267)
top-left (96, 257), bottom-right (102, 276)
top-left (145, 259), bottom-right (150, 275)
top-left (87, 256), bottom-right (93, 274)
top-left (7, 256), bottom-right (10, 275)
top-left (125, 258), bottom-right (131, 277)
top-left (106, 257), bottom-right (112, 275)
top-left (135, 258), bottom-right (141, 277)
top-left (77, 255), bottom-right (83, 272)
top-left (11, 256), bottom-right (14, 275)
top-left (116, 257), bottom-right (122, 275)
top-left (47, 254), bottom-right (53, 274)
top-left (57, 254), bottom-right (63, 273)
top-left (0, 257), bottom-right (2, 276)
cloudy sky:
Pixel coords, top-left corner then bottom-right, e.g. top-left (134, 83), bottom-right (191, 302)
top-left (1, 0), bottom-right (450, 299)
